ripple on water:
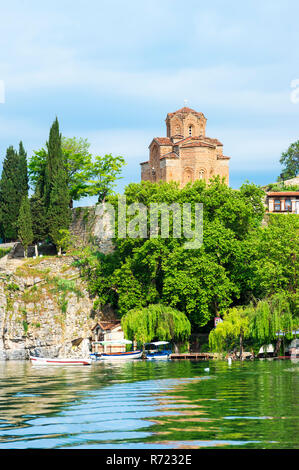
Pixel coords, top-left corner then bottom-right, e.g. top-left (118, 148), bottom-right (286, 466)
top-left (0, 360), bottom-right (298, 449)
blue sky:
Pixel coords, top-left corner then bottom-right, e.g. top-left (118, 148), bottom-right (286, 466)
top-left (0, 0), bottom-right (299, 206)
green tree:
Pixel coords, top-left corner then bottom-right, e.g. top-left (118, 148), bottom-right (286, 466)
top-left (61, 136), bottom-right (93, 205)
top-left (278, 140), bottom-right (299, 181)
top-left (121, 304), bottom-right (191, 347)
top-left (245, 214), bottom-right (298, 298)
top-left (162, 247), bottom-right (238, 327)
top-left (0, 146), bottom-right (22, 240)
top-left (28, 138), bottom-right (125, 206)
top-left (44, 117), bottom-right (64, 207)
top-left (30, 191), bottom-right (48, 244)
top-left (81, 179), bottom-right (265, 328)
top-left (209, 306), bottom-right (252, 358)
top-left (87, 153), bottom-right (126, 202)
top-left (28, 148), bottom-right (47, 197)
top-left (18, 141), bottom-right (29, 197)
top-left (47, 168), bottom-right (71, 255)
top-left (18, 195), bottom-right (34, 257)
top-left (250, 294), bottom-right (295, 355)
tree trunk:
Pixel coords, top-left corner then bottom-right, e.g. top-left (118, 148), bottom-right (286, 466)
top-left (274, 337), bottom-right (282, 357)
top-left (239, 334), bottom-right (243, 360)
top-left (35, 244), bottom-right (38, 257)
top-left (57, 246), bottom-right (62, 256)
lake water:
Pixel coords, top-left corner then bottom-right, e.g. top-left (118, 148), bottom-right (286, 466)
top-left (0, 359), bottom-right (298, 449)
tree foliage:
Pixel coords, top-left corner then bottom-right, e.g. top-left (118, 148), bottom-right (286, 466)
top-left (121, 304), bottom-right (191, 344)
top-left (81, 179), bottom-right (270, 328)
top-left (87, 153), bottom-right (126, 202)
top-left (278, 140), bottom-right (299, 181)
top-left (209, 306), bottom-right (252, 355)
top-left (209, 292), bottom-right (298, 356)
top-left (29, 139), bottom-right (125, 204)
top-left (0, 143), bottom-right (29, 241)
top-left (17, 195), bottom-right (33, 257)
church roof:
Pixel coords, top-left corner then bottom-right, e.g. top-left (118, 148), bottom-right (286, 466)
top-left (172, 136), bottom-right (223, 147)
top-left (160, 151), bottom-right (179, 160)
top-left (166, 107), bottom-right (205, 119)
top-left (180, 142), bottom-right (215, 149)
top-left (217, 155), bottom-right (230, 160)
top-left (150, 137), bottom-right (173, 147)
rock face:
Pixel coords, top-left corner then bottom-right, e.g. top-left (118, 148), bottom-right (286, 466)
top-left (70, 204), bottom-right (114, 254)
top-left (0, 256), bottom-right (97, 360)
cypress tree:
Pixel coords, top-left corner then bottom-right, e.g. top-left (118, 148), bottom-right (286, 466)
top-left (18, 141), bottom-right (29, 198)
top-left (44, 118), bottom-right (71, 254)
top-left (18, 195), bottom-right (33, 257)
top-left (30, 190), bottom-right (48, 244)
top-left (47, 167), bottom-right (71, 255)
top-left (44, 117), bottom-right (63, 208)
top-left (0, 146), bottom-right (21, 241)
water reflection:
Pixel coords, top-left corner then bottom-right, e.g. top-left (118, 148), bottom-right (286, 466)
top-left (0, 359), bottom-right (298, 448)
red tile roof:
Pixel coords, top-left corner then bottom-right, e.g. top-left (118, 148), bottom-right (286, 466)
top-left (203, 137), bottom-right (223, 146)
top-left (181, 142), bottom-right (215, 148)
top-left (151, 137), bottom-right (173, 146)
top-left (167, 107), bottom-right (205, 118)
top-left (92, 321), bottom-right (121, 331)
top-left (217, 155), bottom-right (230, 160)
top-left (171, 136), bottom-right (223, 147)
top-left (160, 151), bottom-right (179, 160)
top-left (267, 191), bottom-right (299, 196)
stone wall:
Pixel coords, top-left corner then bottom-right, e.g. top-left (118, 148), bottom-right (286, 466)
top-left (70, 205), bottom-right (114, 254)
top-left (0, 256), bottom-right (100, 360)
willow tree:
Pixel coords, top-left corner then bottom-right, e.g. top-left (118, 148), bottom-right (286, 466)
top-left (209, 306), bottom-right (253, 358)
top-left (121, 304), bottom-right (191, 348)
top-left (250, 293), bottom-right (294, 355)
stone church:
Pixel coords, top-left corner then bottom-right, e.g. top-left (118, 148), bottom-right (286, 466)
top-left (140, 107), bottom-right (230, 186)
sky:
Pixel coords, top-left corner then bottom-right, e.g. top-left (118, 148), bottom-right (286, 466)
top-left (0, 0), bottom-right (299, 206)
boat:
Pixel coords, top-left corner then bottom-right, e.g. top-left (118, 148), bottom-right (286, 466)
top-left (91, 340), bottom-right (142, 361)
top-left (145, 341), bottom-right (172, 360)
top-left (30, 356), bottom-right (92, 366)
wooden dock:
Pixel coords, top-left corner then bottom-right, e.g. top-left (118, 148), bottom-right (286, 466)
top-left (170, 353), bottom-right (214, 360)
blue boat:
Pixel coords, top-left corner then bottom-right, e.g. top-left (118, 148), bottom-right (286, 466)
top-left (91, 340), bottom-right (142, 361)
top-left (144, 341), bottom-right (172, 360)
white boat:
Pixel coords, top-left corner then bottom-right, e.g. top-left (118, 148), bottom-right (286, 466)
top-left (100, 350), bottom-right (143, 361)
top-left (91, 340), bottom-right (142, 361)
top-left (145, 341), bottom-right (172, 360)
top-left (30, 356), bottom-right (92, 366)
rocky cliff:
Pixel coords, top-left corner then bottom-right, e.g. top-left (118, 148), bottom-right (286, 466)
top-left (0, 255), bottom-right (98, 360)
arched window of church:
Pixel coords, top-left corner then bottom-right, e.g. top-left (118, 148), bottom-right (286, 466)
top-left (188, 125), bottom-right (193, 136)
top-left (199, 169), bottom-right (205, 180)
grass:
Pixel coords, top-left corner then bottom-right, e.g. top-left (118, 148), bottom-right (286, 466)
top-left (0, 248), bottom-right (11, 258)
top-left (6, 254), bottom-right (85, 323)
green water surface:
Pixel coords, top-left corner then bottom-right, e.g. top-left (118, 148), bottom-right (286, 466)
top-left (0, 359), bottom-right (298, 449)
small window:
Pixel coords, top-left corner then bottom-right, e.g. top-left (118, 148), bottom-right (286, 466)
top-left (285, 199), bottom-right (292, 211)
top-left (274, 199), bottom-right (281, 211)
top-left (188, 125), bottom-right (192, 136)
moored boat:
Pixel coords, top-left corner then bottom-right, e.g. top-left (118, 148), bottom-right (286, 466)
top-left (100, 350), bottom-right (143, 361)
top-left (145, 341), bottom-right (172, 360)
top-left (91, 339), bottom-right (142, 361)
top-left (30, 356), bottom-right (92, 366)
